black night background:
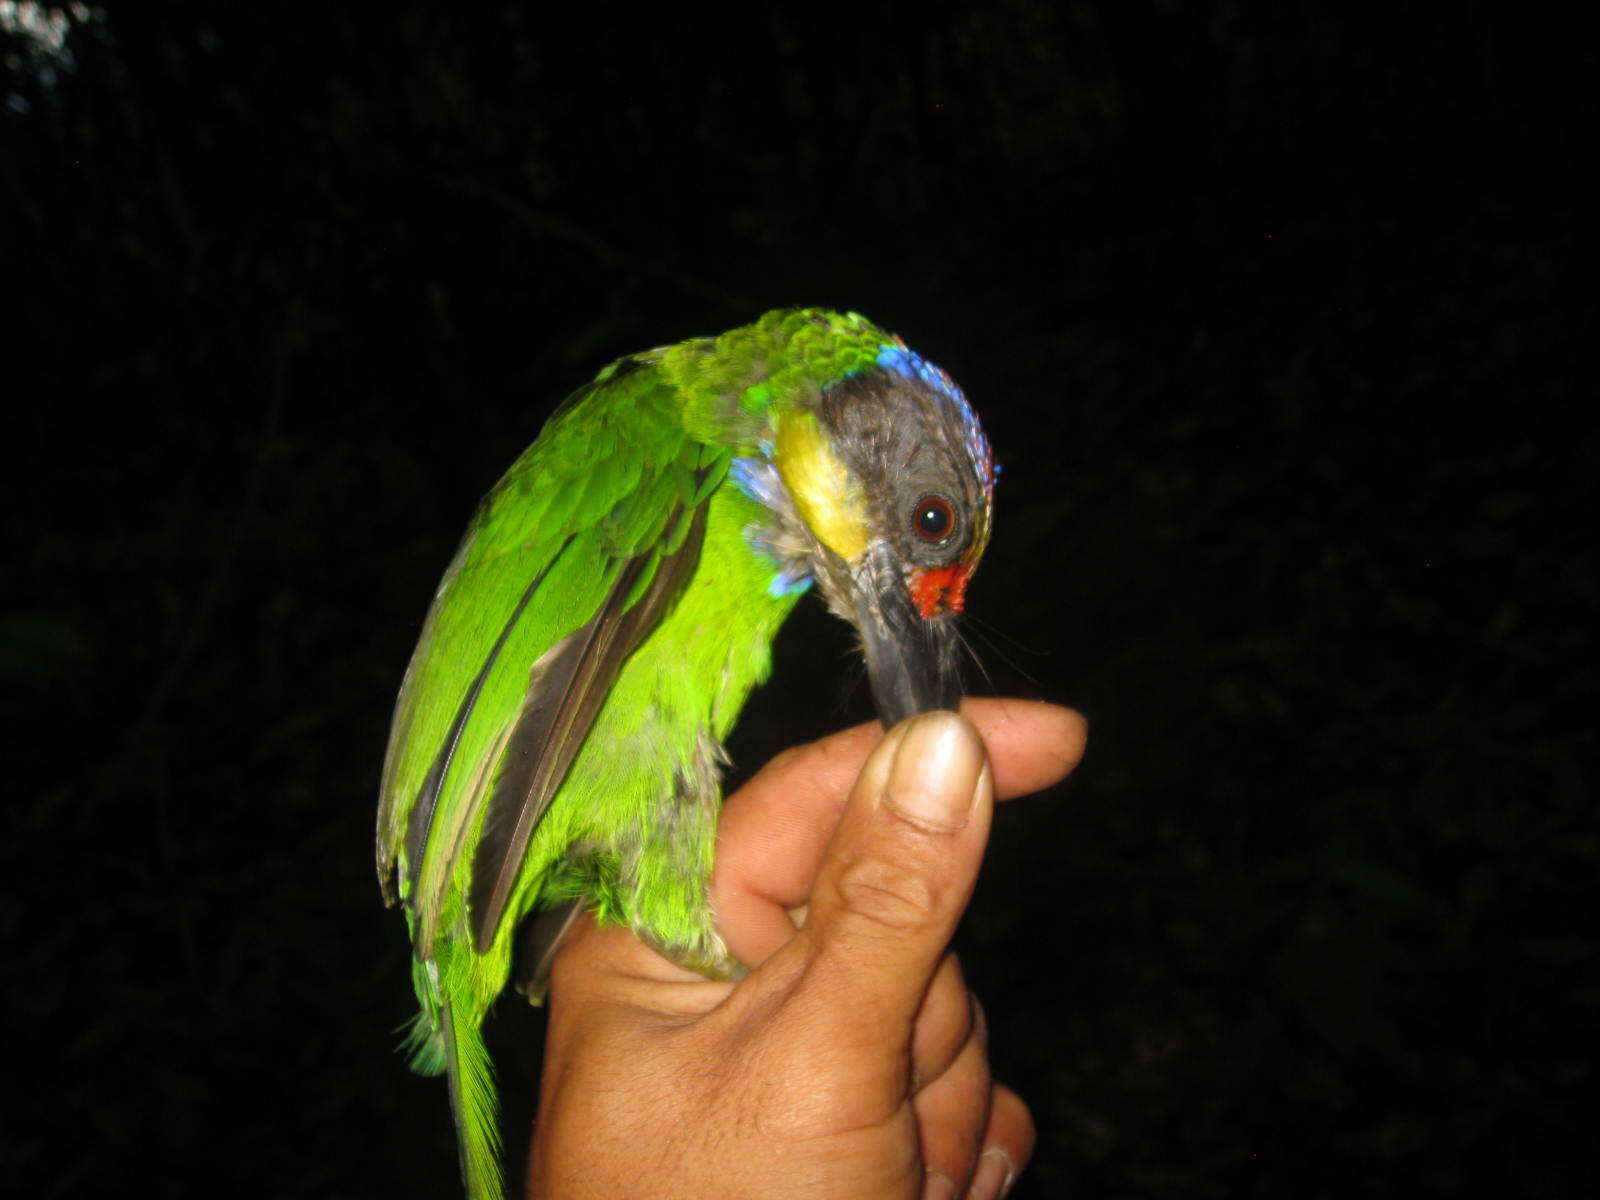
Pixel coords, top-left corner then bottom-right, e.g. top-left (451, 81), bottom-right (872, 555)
top-left (3, 4), bottom-right (1591, 1197)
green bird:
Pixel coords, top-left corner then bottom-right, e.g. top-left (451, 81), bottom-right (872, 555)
top-left (377, 307), bottom-right (995, 1199)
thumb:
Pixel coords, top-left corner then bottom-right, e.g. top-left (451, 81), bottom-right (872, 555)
top-left (799, 709), bottom-right (993, 1025)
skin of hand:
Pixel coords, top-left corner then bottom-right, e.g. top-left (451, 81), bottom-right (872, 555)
top-left (527, 699), bottom-right (1087, 1199)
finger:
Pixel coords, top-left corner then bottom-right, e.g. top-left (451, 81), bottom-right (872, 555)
top-left (796, 710), bottom-right (993, 1035)
top-left (716, 700), bottom-right (1083, 964)
top-left (913, 1017), bottom-right (992, 1197)
top-left (910, 955), bottom-right (978, 1093)
top-left (965, 1084), bottom-right (1034, 1200)
top-left (965, 697), bottom-right (1088, 801)
top-left (728, 698), bottom-right (1082, 841)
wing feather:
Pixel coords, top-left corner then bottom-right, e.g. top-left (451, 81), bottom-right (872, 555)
top-left (376, 358), bottom-right (716, 958)
top-left (399, 538), bottom-right (573, 896)
top-left (468, 500), bottom-right (707, 951)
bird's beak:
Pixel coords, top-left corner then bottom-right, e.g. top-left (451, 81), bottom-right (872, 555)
top-left (852, 545), bottom-right (962, 728)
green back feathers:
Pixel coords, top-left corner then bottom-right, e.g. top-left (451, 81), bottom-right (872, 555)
top-left (378, 366), bottom-right (691, 904)
top-left (665, 308), bottom-right (893, 447)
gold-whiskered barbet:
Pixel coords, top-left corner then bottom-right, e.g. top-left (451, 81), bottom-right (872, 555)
top-left (378, 308), bottom-right (996, 1199)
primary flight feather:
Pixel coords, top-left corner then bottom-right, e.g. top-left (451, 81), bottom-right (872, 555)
top-left (378, 308), bottom-right (995, 1200)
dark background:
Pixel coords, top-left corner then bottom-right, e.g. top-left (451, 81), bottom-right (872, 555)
top-left (4, 4), bottom-right (1592, 1197)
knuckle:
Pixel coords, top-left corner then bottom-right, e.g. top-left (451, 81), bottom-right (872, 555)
top-left (832, 852), bottom-right (943, 931)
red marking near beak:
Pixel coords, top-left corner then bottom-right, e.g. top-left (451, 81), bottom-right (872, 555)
top-left (910, 564), bottom-right (970, 618)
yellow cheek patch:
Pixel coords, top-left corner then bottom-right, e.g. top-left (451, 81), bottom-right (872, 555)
top-left (774, 410), bottom-right (868, 563)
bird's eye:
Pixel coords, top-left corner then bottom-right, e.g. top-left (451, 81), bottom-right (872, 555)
top-left (912, 494), bottom-right (956, 543)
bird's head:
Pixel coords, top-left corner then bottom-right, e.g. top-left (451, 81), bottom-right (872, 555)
top-left (733, 336), bottom-right (995, 727)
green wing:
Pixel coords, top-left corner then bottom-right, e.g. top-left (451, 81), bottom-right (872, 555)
top-left (376, 354), bottom-right (726, 954)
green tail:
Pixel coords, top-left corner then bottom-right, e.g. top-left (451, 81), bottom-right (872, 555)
top-left (440, 1000), bottom-right (503, 1200)
top-left (399, 959), bottom-right (503, 1199)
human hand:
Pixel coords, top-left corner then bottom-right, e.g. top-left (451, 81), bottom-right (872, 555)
top-left (528, 699), bottom-right (1087, 1199)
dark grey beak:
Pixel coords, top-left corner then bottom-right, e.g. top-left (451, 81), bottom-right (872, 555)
top-left (852, 549), bottom-right (962, 727)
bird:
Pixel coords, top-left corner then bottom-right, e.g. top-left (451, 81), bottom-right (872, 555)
top-left (377, 307), bottom-right (995, 1200)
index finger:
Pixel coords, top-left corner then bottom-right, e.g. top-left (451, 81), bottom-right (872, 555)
top-left (713, 698), bottom-right (1084, 964)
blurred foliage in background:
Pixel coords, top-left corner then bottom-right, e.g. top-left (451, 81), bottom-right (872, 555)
top-left (3, 3), bottom-right (1592, 1196)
